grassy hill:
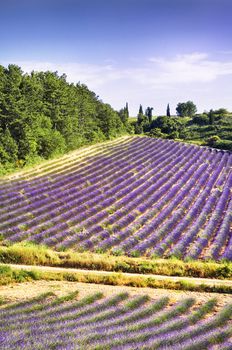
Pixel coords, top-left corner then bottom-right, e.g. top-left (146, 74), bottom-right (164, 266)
top-left (0, 136), bottom-right (231, 261)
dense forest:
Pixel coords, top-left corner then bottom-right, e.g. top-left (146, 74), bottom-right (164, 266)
top-left (0, 64), bottom-right (130, 173)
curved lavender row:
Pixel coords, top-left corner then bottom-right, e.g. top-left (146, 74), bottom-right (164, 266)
top-left (29, 298), bottom-right (194, 346)
top-left (209, 342), bottom-right (232, 350)
top-left (0, 137), bottom-right (136, 193)
top-left (167, 327), bottom-right (232, 350)
top-left (125, 326), bottom-right (232, 350)
top-left (57, 142), bottom-right (195, 250)
top-left (0, 294), bottom-right (148, 331)
top-left (0, 138), bottom-right (157, 213)
top-left (113, 158), bottom-right (209, 255)
top-left (0, 139), bottom-right (134, 196)
top-left (0, 137), bottom-right (149, 204)
top-left (0, 138), bottom-right (168, 222)
top-left (186, 171), bottom-right (232, 260)
top-left (95, 148), bottom-right (205, 253)
top-left (168, 153), bottom-right (230, 258)
top-left (0, 139), bottom-right (169, 226)
top-left (90, 303), bottom-right (231, 349)
top-left (1, 292), bottom-right (231, 350)
top-left (151, 154), bottom-right (230, 258)
top-left (0, 138), bottom-right (165, 232)
top-left (117, 150), bottom-right (218, 255)
top-left (78, 299), bottom-right (216, 344)
top-left (219, 196), bottom-right (232, 261)
top-left (5, 139), bottom-right (181, 245)
top-left (38, 140), bottom-right (182, 246)
top-left (0, 137), bottom-right (231, 260)
top-left (0, 137), bottom-right (135, 189)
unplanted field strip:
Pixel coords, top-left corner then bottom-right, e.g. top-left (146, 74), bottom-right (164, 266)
top-left (1, 280), bottom-right (232, 306)
top-left (6, 264), bottom-right (232, 287)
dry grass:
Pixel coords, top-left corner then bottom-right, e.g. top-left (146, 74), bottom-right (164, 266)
top-left (1, 243), bottom-right (232, 279)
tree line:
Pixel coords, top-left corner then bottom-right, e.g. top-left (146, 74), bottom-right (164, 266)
top-left (1, 63), bottom-right (231, 174)
top-left (0, 64), bottom-right (131, 172)
top-left (133, 101), bottom-right (232, 151)
top-left (134, 101), bottom-right (197, 136)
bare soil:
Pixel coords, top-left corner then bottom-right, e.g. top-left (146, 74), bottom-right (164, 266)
top-left (1, 280), bottom-right (232, 308)
top-left (1, 263), bottom-right (232, 309)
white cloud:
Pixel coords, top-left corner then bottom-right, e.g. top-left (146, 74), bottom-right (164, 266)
top-left (2, 52), bottom-right (232, 115)
top-left (7, 53), bottom-right (232, 89)
top-left (137, 52), bottom-right (232, 86)
top-left (5, 60), bottom-right (123, 88)
top-left (218, 50), bottom-right (232, 55)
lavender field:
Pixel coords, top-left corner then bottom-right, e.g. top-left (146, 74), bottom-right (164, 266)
top-left (0, 136), bottom-right (231, 260)
top-left (0, 291), bottom-right (232, 350)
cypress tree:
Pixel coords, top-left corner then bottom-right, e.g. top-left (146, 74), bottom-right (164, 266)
top-left (209, 109), bottom-right (215, 125)
top-left (145, 107), bottom-right (153, 124)
top-left (139, 104), bottom-right (143, 115)
top-left (125, 102), bottom-right (129, 118)
top-left (166, 103), bottom-right (171, 117)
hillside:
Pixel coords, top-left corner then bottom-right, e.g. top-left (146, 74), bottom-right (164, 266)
top-left (0, 136), bottom-right (231, 261)
top-left (0, 65), bottom-right (129, 175)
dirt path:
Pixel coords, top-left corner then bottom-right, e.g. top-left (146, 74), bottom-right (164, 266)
top-left (1, 280), bottom-right (232, 307)
top-left (7, 263), bottom-right (232, 286)
top-left (1, 264), bottom-right (232, 307)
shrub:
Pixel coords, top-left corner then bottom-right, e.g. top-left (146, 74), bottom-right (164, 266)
top-left (192, 114), bottom-right (209, 125)
top-left (206, 135), bottom-right (221, 146)
top-left (215, 140), bottom-right (232, 152)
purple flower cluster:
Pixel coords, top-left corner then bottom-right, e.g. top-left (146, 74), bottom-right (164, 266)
top-left (0, 136), bottom-right (231, 260)
top-left (0, 292), bottom-right (231, 349)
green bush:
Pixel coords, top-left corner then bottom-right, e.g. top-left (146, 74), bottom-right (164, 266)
top-left (147, 128), bottom-right (167, 138)
top-left (206, 135), bottom-right (221, 146)
top-left (215, 140), bottom-right (232, 151)
top-left (192, 114), bottom-right (209, 125)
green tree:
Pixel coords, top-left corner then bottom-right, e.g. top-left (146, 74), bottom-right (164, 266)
top-left (135, 104), bottom-right (149, 134)
top-left (151, 116), bottom-right (182, 135)
top-left (125, 102), bottom-right (129, 119)
top-left (0, 64), bottom-right (127, 170)
top-left (176, 101), bottom-right (197, 117)
top-left (137, 105), bottom-right (147, 125)
top-left (214, 108), bottom-right (228, 115)
top-left (118, 102), bottom-right (129, 125)
top-left (138, 104), bottom-right (143, 115)
top-left (0, 128), bottom-right (18, 164)
top-left (192, 114), bottom-right (209, 126)
top-left (166, 103), bottom-right (171, 117)
top-left (208, 109), bottom-right (215, 125)
top-left (145, 107), bottom-right (153, 124)
top-left (96, 103), bottom-right (124, 139)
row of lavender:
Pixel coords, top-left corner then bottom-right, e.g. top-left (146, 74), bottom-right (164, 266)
top-left (0, 136), bottom-right (231, 260)
top-left (0, 136), bottom-right (134, 192)
top-left (0, 291), bottom-right (231, 349)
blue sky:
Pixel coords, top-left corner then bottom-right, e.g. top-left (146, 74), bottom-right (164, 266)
top-left (1, 0), bottom-right (232, 115)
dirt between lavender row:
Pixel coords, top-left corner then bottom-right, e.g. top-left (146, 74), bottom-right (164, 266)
top-left (1, 280), bottom-right (232, 309)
